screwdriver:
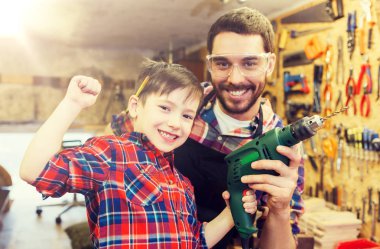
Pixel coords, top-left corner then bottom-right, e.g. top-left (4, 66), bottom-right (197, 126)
top-left (289, 27), bottom-right (332, 39)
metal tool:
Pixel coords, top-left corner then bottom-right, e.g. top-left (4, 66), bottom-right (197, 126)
top-left (371, 201), bottom-right (378, 242)
top-left (369, 187), bottom-right (373, 214)
top-left (336, 36), bottom-right (344, 85)
top-left (313, 64), bottom-right (323, 113)
top-left (357, 59), bottom-right (373, 117)
top-left (224, 107), bottom-right (348, 245)
top-left (289, 27), bottom-right (331, 38)
top-left (347, 11), bottom-right (357, 59)
top-left (377, 59), bottom-right (380, 101)
top-left (377, 190), bottom-right (380, 222)
top-left (362, 197), bottom-right (367, 223)
top-left (335, 124), bottom-right (344, 173)
top-left (345, 67), bottom-right (357, 115)
top-left (323, 43), bottom-right (333, 116)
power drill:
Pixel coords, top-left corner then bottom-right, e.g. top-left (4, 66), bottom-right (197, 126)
top-left (224, 115), bottom-right (325, 244)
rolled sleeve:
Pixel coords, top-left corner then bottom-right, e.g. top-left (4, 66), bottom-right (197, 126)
top-left (32, 136), bottom-right (112, 197)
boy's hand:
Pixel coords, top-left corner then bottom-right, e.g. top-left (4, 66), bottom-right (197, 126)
top-left (64, 75), bottom-right (101, 109)
top-left (222, 190), bottom-right (257, 214)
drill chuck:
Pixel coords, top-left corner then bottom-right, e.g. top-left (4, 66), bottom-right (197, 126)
top-left (291, 115), bottom-right (324, 141)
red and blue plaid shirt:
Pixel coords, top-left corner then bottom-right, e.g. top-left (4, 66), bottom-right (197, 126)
top-left (32, 132), bottom-right (208, 249)
top-left (111, 93), bottom-right (304, 236)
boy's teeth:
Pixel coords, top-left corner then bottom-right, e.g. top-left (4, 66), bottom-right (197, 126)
top-left (229, 90), bottom-right (246, 96)
top-left (160, 131), bottom-right (176, 139)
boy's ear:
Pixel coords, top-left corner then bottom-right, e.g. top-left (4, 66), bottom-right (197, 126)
top-left (128, 95), bottom-right (139, 118)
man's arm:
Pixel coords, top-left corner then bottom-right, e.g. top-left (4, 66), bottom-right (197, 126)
top-left (19, 76), bottom-right (101, 183)
top-left (241, 145), bottom-right (301, 249)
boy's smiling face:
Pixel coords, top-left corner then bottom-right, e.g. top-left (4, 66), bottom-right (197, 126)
top-left (131, 88), bottom-right (200, 153)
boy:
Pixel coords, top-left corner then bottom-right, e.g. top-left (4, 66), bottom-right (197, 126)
top-left (19, 60), bottom-right (256, 248)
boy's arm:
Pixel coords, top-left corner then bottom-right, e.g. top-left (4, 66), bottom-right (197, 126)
top-left (19, 75), bottom-right (101, 183)
top-left (204, 191), bottom-right (256, 248)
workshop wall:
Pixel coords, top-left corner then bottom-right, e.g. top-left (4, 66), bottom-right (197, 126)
top-left (0, 38), bottom-right (145, 126)
top-left (269, 0), bottom-right (380, 241)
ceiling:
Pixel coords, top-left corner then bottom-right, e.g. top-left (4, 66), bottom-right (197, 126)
top-left (18, 0), bottom-right (314, 56)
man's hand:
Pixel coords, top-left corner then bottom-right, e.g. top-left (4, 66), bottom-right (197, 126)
top-left (64, 75), bottom-right (102, 109)
top-left (241, 145), bottom-right (300, 215)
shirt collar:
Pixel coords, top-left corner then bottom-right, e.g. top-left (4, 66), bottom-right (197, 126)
top-left (120, 127), bottom-right (174, 165)
top-left (200, 91), bottom-right (262, 135)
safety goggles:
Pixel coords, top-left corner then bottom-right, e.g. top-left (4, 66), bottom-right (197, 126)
top-left (206, 53), bottom-right (271, 79)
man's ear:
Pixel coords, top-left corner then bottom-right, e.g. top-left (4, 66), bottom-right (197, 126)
top-left (128, 95), bottom-right (139, 118)
top-left (265, 53), bottom-right (276, 77)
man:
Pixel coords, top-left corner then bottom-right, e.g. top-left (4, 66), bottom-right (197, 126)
top-left (174, 7), bottom-right (302, 249)
top-left (110, 7), bottom-right (302, 249)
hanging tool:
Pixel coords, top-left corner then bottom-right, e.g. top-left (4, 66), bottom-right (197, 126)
top-left (102, 82), bottom-right (127, 123)
top-left (345, 67), bottom-right (357, 115)
top-left (323, 43), bottom-right (333, 117)
top-left (289, 27), bottom-right (332, 39)
top-left (347, 11), bottom-right (357, 59)
top-left (283, 72), bottom-right (310, 102)
top-left (357, 58), bottom-right (373, 117)
top-left (368, 187), bottom-right (373, 215)
top-left (360, 0), bottom-right (375, 50)
top-left (313, 64), bottom-right (323, 113)
top-left (371, 201), bottom-right (378, 242)
top-left (336, 36), bottom-right (344, 85)
top-left (326, 0), bottom-right (344, 21)
top-left (335, 90), bottom-right (344, 112)
top-left (262, 91), bottom-right (278, 113)
top-left (362, 197), bottom-right (367, 223)
top-left (378, 190), bottom-right (380, 223)
top-left (304, 36), bottom-right (325, 60)
top-left (275, 29), bottom-right (288, 79)
top-left (322, 135), bottom-right (337, 178)
top-left (224, 107), bottom-right (348, 245)
top-left (285, 101), bottom-right (312, 124)
top-left (363, 128), bottom-right (371, 174)
top-left (344, 128), bottom-right (352, 178)
top-left (377, 59), bottom-right (380, 101)
top-left (358, 14), bottom-right (367, 55)
top-left (335, 124), bottom-right (344, 173)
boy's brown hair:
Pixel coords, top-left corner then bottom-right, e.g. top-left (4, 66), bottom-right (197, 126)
top-left (135, 59), bottom-right (203, 111)
top-left (207, 7), bottom-right (275, 54)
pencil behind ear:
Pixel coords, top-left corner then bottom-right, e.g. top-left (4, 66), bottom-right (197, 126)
top-left (128, 95), bottom-right (139, 118)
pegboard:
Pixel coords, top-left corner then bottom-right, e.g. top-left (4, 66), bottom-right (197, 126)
top-left (269, 0), bottom-right (380, 240)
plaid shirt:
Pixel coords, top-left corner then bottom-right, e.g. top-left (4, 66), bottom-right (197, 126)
top-left (111, 92), bottom-right (304, 236)
top-left (32, 132), bottom-right (208, 249)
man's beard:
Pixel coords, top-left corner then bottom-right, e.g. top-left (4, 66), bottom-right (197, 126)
top-left (213, 79), bottom-right (266, 115)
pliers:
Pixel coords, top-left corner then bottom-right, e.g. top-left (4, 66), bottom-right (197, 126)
top-left (345, 67), bottom-right (357, 115)
top-left (357, 60), bottom-right (373, 117)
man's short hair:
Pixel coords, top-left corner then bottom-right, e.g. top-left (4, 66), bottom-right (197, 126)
top-left (207, 7), bottom-right (275, 53)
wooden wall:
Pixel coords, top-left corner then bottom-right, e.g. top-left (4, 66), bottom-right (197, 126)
top-left (269, 0), bottom-right (380, 240)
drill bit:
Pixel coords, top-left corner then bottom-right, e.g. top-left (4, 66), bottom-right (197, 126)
top-left (322, 106), bottom-right (349, 120)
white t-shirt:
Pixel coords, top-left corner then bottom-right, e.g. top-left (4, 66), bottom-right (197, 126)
top-left (213, 101), bottom-right (251, 135)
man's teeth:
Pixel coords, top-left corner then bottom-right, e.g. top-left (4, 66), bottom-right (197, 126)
top-left (159, 131), bottom-right (176, 139)
top-left (229, 89), bottom-right (246, 96)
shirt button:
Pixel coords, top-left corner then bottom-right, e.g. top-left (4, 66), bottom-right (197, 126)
top-left (217, 136), bottom-right (222, 141)
top-left (168, 180), bottom-right (173, 184)
top-left (139, 169), bottom-right (145, 173)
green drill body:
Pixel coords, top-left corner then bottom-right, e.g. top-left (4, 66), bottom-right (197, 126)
top-left (225, 115), bottom-right (324, 240)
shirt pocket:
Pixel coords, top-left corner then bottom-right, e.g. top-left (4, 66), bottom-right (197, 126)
top-left (124, 163), bottom-right (164, 206)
